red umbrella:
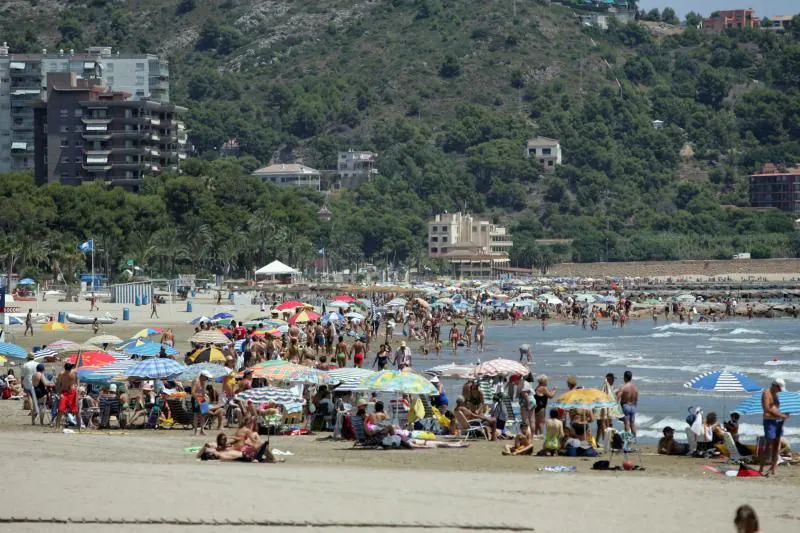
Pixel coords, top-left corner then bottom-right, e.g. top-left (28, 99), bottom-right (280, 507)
top-left (333, 295), bottom-right (356, 302)
top-left (274, 300), bottom-right (311, 311)
top-left (66, 351), bottom-right (117, 368)
top-left (288, 310), bottom-right (320, 325)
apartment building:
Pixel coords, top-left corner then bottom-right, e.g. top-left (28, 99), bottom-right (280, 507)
top-left (336, 149), bottom-right (378, 189)
top-left (704, 9), bottom-right (760, 31)
top-left (251, 163), bottom-right (321, 190)
top-left (762, 15), bottom-right (794, 32)
top-left (749, 163), bottom-right (800, 213)
top-left (525, 136), bottom-right (562, 171)
top-left (0, 43), bottom-right (170, 173)
top-left (32, 72), bottom-right (187, 189)
top-left (428, 212), bottom-right (512, 279)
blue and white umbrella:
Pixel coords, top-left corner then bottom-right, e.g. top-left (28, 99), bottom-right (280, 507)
top-left (0, 342), bottom-right (26, 359)
top-left (734, 391), bottom-right (800, 415)
top-left (684, 370), bottom-right (762, 393)
top-left (79, 360), bottom-right (134, 383)
top-left (212, 312), bottom-right (234, 320)
top-left (124, 358), bottom-right (186, 380)
top-left (234, 339), bottom-right (246, 353)
top-left (177, 362), bottom-right (231, 382)
top-left (121, 340), bottom-right (179, 358)
top-left (327, 301), bottom-right (351, 309)
top-left (235, 386), bottom-right (304, 405)
top-left (345, 312), bottom-right (364, 320)
top-left (329, 367), bottom-right (376, 392)
top-left (190, 316), bottom-right (212, 325)
top-left (322, 311), bottom-right (343, 323)
top-left (6, 316), bottom-right (24, 326)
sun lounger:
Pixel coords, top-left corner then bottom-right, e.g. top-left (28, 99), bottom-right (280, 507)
top-left (98, 397), bottom-right (123, 429)
top-left (167, 397), bottom-right (194, 429)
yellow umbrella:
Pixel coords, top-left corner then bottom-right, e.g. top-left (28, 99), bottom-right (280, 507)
top-left (42, 321), bottom-right (68, 331)
top-left (553, 388), bottom-right (617, 410)
top-left (0, 355), bottom-right (7, 365)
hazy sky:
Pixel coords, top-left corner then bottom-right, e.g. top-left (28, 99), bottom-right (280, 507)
top-left (637, 0), bottom-right (799, 18)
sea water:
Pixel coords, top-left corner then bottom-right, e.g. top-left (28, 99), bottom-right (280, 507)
top-left (413, 318), bottom-right (800, 444)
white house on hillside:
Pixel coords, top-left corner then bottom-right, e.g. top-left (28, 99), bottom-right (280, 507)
top-left (525, 137), bottom-right (562, 171)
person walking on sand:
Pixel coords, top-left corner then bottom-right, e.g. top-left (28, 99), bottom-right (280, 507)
top-left (92, 317), bottom-right (100, 335)
top-left (89, 293), bottom-right (98, 311)
top-left (24, 308), bottom-right (34, 337)
top-left (393, 341), bottom-right (412, 370)
top-left (760, 378), bottom-right (789, 476)
top-left (150, 298), bottom-right (159, 319)
top-left (616, 370), bottom-right (638, 438)
top-left (54, 362), bottom-right (80, 431)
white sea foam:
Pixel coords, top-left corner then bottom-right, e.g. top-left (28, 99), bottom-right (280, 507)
top-left (561, 361), bottom-right (574, 367)
top-left (708, 337), bottom-right (763, 344)
top-left (704, 350), bottom-right (723, 355)
top-left (653, 322), bottom-right (722, 332)
top-left (651, 331), bottom-right (707, 338)
top-left (779, 346), bottom-right (800, 353)
top-left (696, 345), bottom-right (713, 349)
top-left (728, 328), bottom-right (765, 335)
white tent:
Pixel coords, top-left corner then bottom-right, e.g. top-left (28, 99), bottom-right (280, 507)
top-left (255, 260), bottom-right (300, 277)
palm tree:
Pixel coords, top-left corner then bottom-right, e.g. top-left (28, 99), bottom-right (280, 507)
top-left (248, 210), bottom-right (275, 267)
top-left (153, 228), bottom-right (190, 278)
top-left (127, 231), bottom-right (157, 274)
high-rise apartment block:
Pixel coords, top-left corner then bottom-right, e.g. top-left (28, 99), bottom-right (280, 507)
top-left (0, 43), bottom-right (170, 173)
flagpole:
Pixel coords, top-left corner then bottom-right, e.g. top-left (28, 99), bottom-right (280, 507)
top-left (91, 240), bottom-right (95, 293)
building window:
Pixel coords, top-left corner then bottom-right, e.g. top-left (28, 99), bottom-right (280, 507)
top-left (542, 148), bottom-right (551, 155)
top-left (74, 108), bottom-right (83, 117)
top-left (135, 90), bottom-right (145, 97)
top-left (60, 125), bottom-right (70, 133)
top-left (60, 109), bottom-right (69, 118)
top-left (74, 140), bottom-right (83, 148)
top-left (431, 236), bottom-right (438, 242)
top-left (59, 156), bottom-right (69, 163)
top-left (430, 247), bottom-right (438, 253)
top-left (441, 247), bottom-right (448, 253)
top-left (74, 157), bottom-right (82, 164)
top-left (106, 76), bottom-right (114, 85)
top-left (106, 63), bottom-right (114, 73)
top-left (136, 62), bottom-right (145, 71)
top-left (548, 160), bottom-right (554, 167)
top-left (442, 237), bottom-right (448, 243)
top-left (136, 76), bottom-right (145, 86)
top-left (60, 138), bottom-right (68, 147)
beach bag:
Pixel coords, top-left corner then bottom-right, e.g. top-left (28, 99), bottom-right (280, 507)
top-left (592, 460), bottom-right (610, 470)
top-left (382, 435), bottom-right (402, 448)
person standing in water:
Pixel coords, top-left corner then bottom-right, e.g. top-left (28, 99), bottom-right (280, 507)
top-left (475, 320), bottom-right (485, 352)
top-left (617, 370), bottom-right (639, 438)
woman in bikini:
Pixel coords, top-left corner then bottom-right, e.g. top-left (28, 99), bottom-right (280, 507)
top-left (334, 335), bottom-right (349, 368)
top-left (449, 325), bottom-right (460, 352)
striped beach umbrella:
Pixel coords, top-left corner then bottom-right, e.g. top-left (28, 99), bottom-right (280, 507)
top-left (235, 386), bottom-right (304, 405)
top-left (189, 330), bottom-right (232, 345)
top-left (32, 348), bottom-right (58, 360)
top-left (329, 367), bottom-right (376, 391)
top-left (123, 341), bottom-right (178, 358)
top-left (734, 391), bottom-right (800, 415)
top-left (0, 342), bottom-right (27, 359)
top-left (178, 362), bottom-right (231, 382)
top-left (46, 339), bottom-right (79, 351)
top-left (186, 346), bottom-right (227, 364)
top-left (86, 334), bottom-right (124, 346)
top-left (78, 360), bottom-right (134, 383)
top-left (288, 310), bottom-right (320, 325)
top-left (124, 358), bottom-right (186, 380)
top-left (684, 371), bottom-right (762, 393)
top-left (554, 388), bottom-right (618, 410)
top-left (425, 362), bottom-right (476, 379)
top-left (132, 328), bottom-right (163, 338)
top-left (358, 370), bottom-right (437, 395)
top-left (247, 360), bottom-right (333, 385)
top-left (472, 358), bottom-right (530, 378)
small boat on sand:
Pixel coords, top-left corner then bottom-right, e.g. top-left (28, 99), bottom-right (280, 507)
top-left (65, 313), bottom-right (118, 325)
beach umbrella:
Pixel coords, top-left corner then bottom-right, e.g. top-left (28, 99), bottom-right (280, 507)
top-left (189, 330), bottom-right (232, 345)
top-left (425, 362), bottom-right (475, 379)
top-left (684, 371), bottom-right (761, 393)
top-left (178, 362), bottom-right (231, 382)
top-left (189, 316), bottom-right (212, 325)
top-left (0, 342), bottom-right (27, 359)
top-left (6, 316), bottom-right (24, 326)
top-left (247, 360), bottom-right (333, 385)
top-left (186, 346), bottom-right (227, 364)
top-left (734, 391), bottom-right (800, 415)
top-left (333, 295), bottom-right (356, 302)
top-left (386, 298), bottom-right (407, 307)
top-left (274, 300), bottom-right (311, 311)
top-left (42, 322), bottom-right (68, 331)
top-left (32, 347), bottom-right (58, 360)
top-left (472, 358), bottom-right (530, 378)
top-left (328, 367), bottom-right (376, 391)
top-left (46, 339), bottom-right (79, 351)
top-left (411, 298), bottom-right (429, 308)
top-left (120, 340), bottom-right (179, 358)
top-left (78, 360), bottom-right (134, 383)
top-left (65, 351), bottom-right (116, 368)
top-left (322, 311), bottom-right (343, 323)
top-left (554, 388), bottom-right (618, 410)
top-left (86, 334), bottom-right (124, 346)
top-left (124, 358), bottom-right (186, 380)
top-left (132, 328), bottom-right (163, 338)
top-left (235, 386), bottom-right (304, 406)
top-left (358, 370), bottom-right (437, 395)
top-left (288, 310), bottom-right (320, 325)
top-left (212, 312), bottom-right (234, 320)
top-left (600, 295), bottom-right (618, 304)
top-left (253, 328), bottom-right (281, 338)
top-left (326, 301), bottom-right (351, 309)
top-left (53, 343), bottom-right (101, 354)
top-left (345, 312), bottom-right (364, 321)
top-left (17, 278), bottom-right (35, 285)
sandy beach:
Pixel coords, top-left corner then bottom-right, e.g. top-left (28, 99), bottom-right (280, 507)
top-left (3, 293), bottom-right (800, 532)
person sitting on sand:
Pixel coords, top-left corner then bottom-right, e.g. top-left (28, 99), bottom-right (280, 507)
top-left (365, 401), bottom-right (395, 436)
top-left (197, 433), bottom-right (278, 463)
top-left (540, 408), bottom-right (564, 456)
top-left (503, 422), bottom-right (534, 456)
top-left (658, 426), bottom-right (690, 455)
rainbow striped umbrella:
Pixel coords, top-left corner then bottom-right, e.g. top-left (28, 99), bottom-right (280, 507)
top-left (288, 310), bottom-right (320, 325)
top-left (358, 370), bottom-right (437, 395)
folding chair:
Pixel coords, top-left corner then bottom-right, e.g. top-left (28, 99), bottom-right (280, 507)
top-left (610, 430), bottom-right (643, 468)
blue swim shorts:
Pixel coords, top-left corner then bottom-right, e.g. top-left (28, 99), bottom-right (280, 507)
top-left (622, 403), bottom-right (636, 424)
top-left (763, 419), bottom-right (784, 441)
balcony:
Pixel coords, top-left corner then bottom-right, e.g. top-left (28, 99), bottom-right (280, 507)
top-left (83, 164), bottom-right (112, 172)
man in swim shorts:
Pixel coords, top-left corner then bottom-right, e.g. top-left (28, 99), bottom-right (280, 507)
top-left (351, 338), bottom-right (366, 368)
top-left (55, 362), bottom-right (80, 430)
top-left (761, 378), bottom-right (789, 476)
top-left (616, 370), bottom-right (638, 438)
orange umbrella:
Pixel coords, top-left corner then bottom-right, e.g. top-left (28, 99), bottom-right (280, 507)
top-left (288, 310), bottom-right (320, 324)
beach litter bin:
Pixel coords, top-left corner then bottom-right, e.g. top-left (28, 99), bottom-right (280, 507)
top-left (57, 311), bottom-right (65, 323)
top-left (142, 295), bottom-right (149, 305)
top-left (123, 308), bottom-right (130, 321)
top-left (135, 295), bottom-right (141, 307)
top-left (186, 301), bottom-right (193, 313)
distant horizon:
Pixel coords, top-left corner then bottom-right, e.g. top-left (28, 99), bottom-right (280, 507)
top-left (636, 1), bottom-right (798, 19)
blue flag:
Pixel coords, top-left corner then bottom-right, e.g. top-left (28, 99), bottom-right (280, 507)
top-left (79, 240), bottom-right (94, 253)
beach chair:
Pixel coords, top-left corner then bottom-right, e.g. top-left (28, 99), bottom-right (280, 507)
top-left (453, 409), bottom-right (488, 442)
top-left (98, 396), bottom-right (123, 429)
top-left (167, 397), bottom-right (194, 429)
top-left (502, 396), bottom-right (521, 434)
top-left (350, 415), bottom-right (383, 448)
top-left (610, 430), bottom-right (643, 467)
top-left (721, 432), bottom-right (751, 463)
top-left (388, 401), bottom-right (409, 429)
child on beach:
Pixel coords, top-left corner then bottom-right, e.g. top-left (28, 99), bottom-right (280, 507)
top-left (540, 408), bottom-right (564, 456)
